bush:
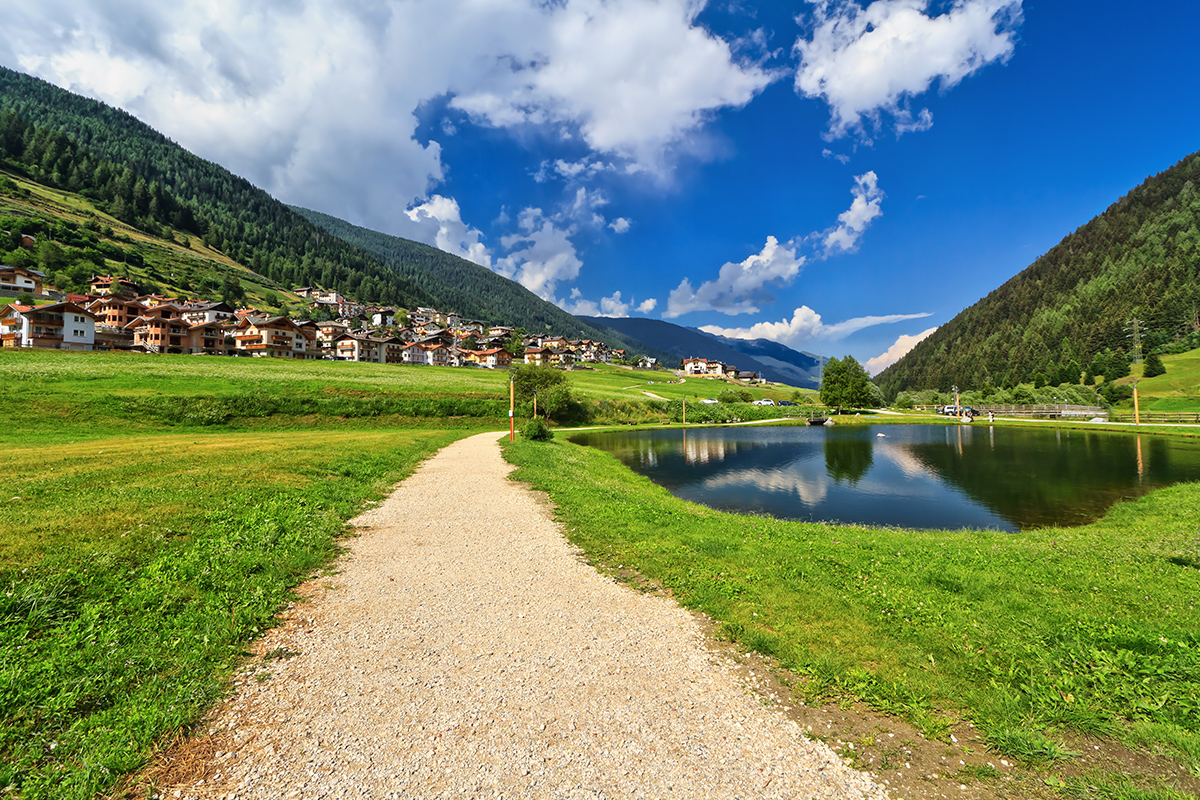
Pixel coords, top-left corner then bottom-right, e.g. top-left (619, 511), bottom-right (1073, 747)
top-left (523, 417), bottom-right (553, 441)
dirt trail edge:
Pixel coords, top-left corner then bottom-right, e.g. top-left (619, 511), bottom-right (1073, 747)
top-left (156, 431), bottom-right (889, 800)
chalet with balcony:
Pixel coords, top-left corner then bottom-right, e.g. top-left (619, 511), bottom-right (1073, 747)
top-left (334, 333), bottom-right (383, 363)
top-left (466, 347), bottom-right (512, 369)
top-left (0, 266), bottom-right (47, 296)
top-left (234, 316), bottom-right (314, 358)
top-left (87, 296), bottom-right (147, 329)
top-left (523, 346), bottom-right (549, 366)
top-left (180, 301), bottom-right (235, 324)
top-left (1, 302), bottom-right (96, 350)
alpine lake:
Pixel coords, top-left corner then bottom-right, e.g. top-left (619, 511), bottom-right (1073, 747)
top-left (570, 423), bottom-right (1200, 531)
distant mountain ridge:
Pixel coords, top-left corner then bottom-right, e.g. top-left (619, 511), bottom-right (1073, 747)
top-left (695, 329), bottom-right (824, 387)
top-left (578, 316), bottom-right (821, 387)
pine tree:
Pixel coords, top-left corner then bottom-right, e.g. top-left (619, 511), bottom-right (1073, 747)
top-left (1143, 352), bottom-right (1166, 377)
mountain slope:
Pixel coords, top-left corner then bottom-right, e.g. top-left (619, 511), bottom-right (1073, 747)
top-left (578, 315), bottom-right (819, 386)
top-left (697, 330), bottom-right (823, 387)
top-left (294, 206), bottom-right (669, 356)
top-left (0, 67), bottom-right (435, 309)
top-left (877, 149), bottom-right (1200, 396)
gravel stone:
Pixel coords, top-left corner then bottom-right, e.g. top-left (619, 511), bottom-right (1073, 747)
top-left (174, 432), bottom-right (890, 799)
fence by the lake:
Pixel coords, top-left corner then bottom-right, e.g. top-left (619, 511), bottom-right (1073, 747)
top-left (914, 404), bottom-right (1107, 418)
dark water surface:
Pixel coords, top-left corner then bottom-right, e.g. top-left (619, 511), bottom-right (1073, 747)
top-left (570, 424), bottom-right (1200, 531)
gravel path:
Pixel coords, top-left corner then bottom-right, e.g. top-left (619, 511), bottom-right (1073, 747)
top-left (171, 432), bottom-right (889, 800)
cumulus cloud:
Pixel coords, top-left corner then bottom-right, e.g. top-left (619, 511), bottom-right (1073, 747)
top-left (564, 289), bottom-right (657, 317)
top-left (864, 326), bottom-right (937, 374)
top-left (665, 236), bottom-right (805, 318)
top-left (700, 306), bottom-right (932, 349)
top-left (823, 170), bottom-right (884, 254)
top-left (1, 0), bottom-right (778, 235)
top-left (795, 0), bottom-right (1023, 139)
top-left (450, 0), bottom-right (779, 170)
top-left (609, 217), bottom-right (632, 234)
top-left (404, 195), bottom-right (492, 268)
top-left (665, 171), bottom-right (884, 319)
top-left (495, 208), bottom-right (583, 300)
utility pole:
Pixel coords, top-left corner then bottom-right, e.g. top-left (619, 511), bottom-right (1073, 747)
top-left (509, 375), bottom-right (515, 442)
top-left (1125, 317), bottom-right (1144, 364)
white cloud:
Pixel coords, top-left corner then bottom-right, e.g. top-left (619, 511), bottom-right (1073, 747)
top-left (450, 0), bottom-right (780, 171)
top-left (610, 217), bottom-right (632, 234)
top-left (568, 187), bottom-right (610, 228)
top-left (823, 170), bottom-right (884, 254)
top-left (563, 289), bottom-right (656, 318)
top-left (795, 0), bottom-right (1023, 139)
top-left (664, 171), bottom-right (884, 319)
top-left (404, 195), bottom-right (492, 268)
top-left (665, 236), bottom-right (805, 318)
top-left (700, 306), bottom-right (932, 349)
top-left (496, 208), bottom-right (583, 300)
top-left (0, 0), bottom-right (778, 235)
top-left (864, 326), bottom-right (937, 374)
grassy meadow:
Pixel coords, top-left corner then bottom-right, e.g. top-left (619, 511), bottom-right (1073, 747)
top-left (1125, 350), bottom-right (1200, 412)
top-left (505, 435), bottom-right (1200, 798)
top-left (4, 347), bottom-right (1199, 799)
top-left (0, 349), bottom-right (505, 798)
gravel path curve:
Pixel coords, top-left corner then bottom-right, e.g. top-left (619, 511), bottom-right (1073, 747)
top-left (172, 432), bottom-right (889, 800)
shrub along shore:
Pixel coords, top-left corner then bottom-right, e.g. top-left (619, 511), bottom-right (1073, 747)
top-left (2, 348), bottom-right (1198, 799)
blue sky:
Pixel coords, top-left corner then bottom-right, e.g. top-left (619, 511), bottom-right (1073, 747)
top-left (3, 1), bottom-right (1199, 371)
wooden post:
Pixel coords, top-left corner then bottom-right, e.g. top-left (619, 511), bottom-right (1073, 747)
top-left (509, 376), bottom-right (515, 442)
top-left (1133, 383), bottom-right (1140, 426)
top-left (682, 397), bottom-right (686, 425)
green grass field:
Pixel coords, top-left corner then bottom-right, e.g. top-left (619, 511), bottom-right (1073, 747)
top-left (4, 348), bottom-right (1198, 799)
top-left (505, 435), bottom-right (1200, 798)
top-left (1128, 350), bottom-right (1200, 412)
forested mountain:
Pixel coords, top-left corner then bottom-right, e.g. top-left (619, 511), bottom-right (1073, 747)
top-left (294, 207), bottom-right (670, 357)
top-left (0, 67), bottom-right (435, 308)
top-left (877, 149), bottom-right (1200, 397)
top-left (578, 315), bottom-right (820, 386)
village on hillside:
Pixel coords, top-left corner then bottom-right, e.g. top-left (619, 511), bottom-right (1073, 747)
top-left (0, 265), bottom-right (663, 369)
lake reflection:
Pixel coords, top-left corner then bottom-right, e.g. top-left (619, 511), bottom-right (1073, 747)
top-left (570, 425), bottom-right (1200, 531)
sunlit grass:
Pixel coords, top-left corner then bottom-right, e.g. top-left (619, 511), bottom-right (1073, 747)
top-left (503, 434), bottom-right (1200, 789)
top-left (0, 426), bottom-right (472, 798)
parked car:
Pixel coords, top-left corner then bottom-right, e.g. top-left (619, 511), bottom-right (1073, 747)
top-left (941, 405), bottom-right (976, 417)
top-left (751, 398), bottom-right (776, 406)
top-left (699, 398), bottom-right (719, 404)
top-left (777, 400), bottom-right (797, 407)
